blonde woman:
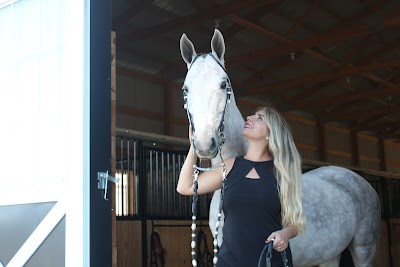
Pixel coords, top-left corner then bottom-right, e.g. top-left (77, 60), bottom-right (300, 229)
top-left (177, 106), bottom-right (305, 267)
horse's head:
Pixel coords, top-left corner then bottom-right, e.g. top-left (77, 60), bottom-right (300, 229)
top-left (180, 29), bottom-right (232, 159)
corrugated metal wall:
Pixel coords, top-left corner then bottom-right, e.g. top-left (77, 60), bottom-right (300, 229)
top-left (325, 125), bottom-right (352, 166)
top-left (115, 70), bottom-right (400, 174)
top-left (286, 114), bottom-right (320, 161)
top-left (358, 134), bottom-right (380, 170)
top-left (385, 141), bottom-right (400, 173)
top-left (285, 113), bottom-right (400, 173)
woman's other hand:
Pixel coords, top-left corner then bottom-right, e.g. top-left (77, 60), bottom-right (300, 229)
top-left (266, 225), bottom-right (297, 252)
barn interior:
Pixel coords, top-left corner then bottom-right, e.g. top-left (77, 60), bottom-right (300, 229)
top-left (108, 1), bottom-right (400, 266)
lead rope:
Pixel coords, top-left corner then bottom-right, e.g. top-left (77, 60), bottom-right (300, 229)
top-left (191, 133), bottom-right (227, 267)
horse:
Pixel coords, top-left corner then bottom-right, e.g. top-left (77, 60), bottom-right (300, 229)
top-left (180, 29), bottom-right (381, 267)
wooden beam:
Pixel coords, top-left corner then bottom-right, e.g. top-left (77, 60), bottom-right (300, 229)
top-left (117, 105), bottom-right (164, 122)
top-left (386, 1), bottom-right (400, 18)
top-left (384, 124), bottom-right (400, 136)
top-left (295, 85), bottom-right (400, 109)
top-left (246, 59), bottom-right (400, 95)
top-left (328, 105), bottom-right (400, 122)
top-left (117, 66), bottom-right (167, 85)
top-left (326, 149), bottom-right (352, 158)
top-left (239, 57), bottom-right (295, 89)
top-left (226, 14), bottom-right (399, 90)
top-left (319, 0), bottom-right (389, 30)
top-left (116, 105), bottom-right (187, 125)
top-left (193, 0), bottom-right (216, 10)
top-left (158, 5), bottom-right (277, 82)
top-left (328, 99), bottom-right (358, 113)
top-left (356, 36), bottom-right (400, 64)
top-left (112, 0), bottom-right (150, 29)
top-left (288, 80), bottom-right (336, 103)
top-left (360, 114), bottom-right (391, 128)
top-left (340, 34), bottom-right (373, 64)
top-left (285, 0), bottom-right (319, 37)
top-left (378, 138), bottom-right (386, 171)
top-left (118, 0), bottom-right (279, 43)
top-left (227, 15), bottom-right (400, 65)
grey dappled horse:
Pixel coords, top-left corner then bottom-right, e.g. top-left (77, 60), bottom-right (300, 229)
top-left (180, 29), bottom-right (381, 267)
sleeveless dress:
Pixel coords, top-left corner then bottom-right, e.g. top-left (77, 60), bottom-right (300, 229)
top-left (217, 156), bottom-right (293, 267)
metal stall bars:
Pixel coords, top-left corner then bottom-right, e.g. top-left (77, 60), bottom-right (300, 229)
top-left (115, 128), bottom-right (213, 266)
top-left (115, 136), bottom-right (138, 216)
top-left (115, 128), bottom-right (212, 220)
top-left (361, 171), bottom-right (400, 267)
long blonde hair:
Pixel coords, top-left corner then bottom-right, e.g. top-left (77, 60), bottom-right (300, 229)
top-left (258, 107), bottom-right (306, 234)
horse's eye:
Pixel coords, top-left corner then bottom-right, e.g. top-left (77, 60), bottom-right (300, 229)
top-left (220, 81), bottom-right (227, 90)
top-left (182, 86), bottom-right (188, 95)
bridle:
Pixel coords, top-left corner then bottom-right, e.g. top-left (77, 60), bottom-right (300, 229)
top-left (183, 53), bottom-right (232, 142)
top-left (182, 53), bottom-right (232, 267)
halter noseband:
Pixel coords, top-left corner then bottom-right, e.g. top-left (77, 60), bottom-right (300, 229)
top-left (182, 53), bottom-right (232, 267)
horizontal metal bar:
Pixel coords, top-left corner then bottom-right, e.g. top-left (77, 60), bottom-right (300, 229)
top-left (116, 128), bottom-right (189, 147)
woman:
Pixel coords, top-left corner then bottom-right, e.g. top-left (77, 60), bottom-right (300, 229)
top-left (177, 106), bottom-right (305, 267)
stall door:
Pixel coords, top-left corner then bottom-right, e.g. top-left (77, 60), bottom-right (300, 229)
top-left (0, 0), bottom-right (111, 266)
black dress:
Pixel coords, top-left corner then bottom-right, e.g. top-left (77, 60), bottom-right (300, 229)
top-left (217, 157), bottom-right (293, 267)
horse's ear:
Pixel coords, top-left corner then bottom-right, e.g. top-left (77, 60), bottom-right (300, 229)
top-left (180, 33), bottom-right (196, 68)
top-left (211, 29), bottom-right (225, 64)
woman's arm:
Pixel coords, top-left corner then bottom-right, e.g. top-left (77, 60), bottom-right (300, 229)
top-left (176, 145), bottom-right (234, 196)
top-left (176, 127), bottom-right (234, 196)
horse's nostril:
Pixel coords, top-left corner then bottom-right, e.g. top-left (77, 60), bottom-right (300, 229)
top-left (210, 137), bottom-right (217, 150)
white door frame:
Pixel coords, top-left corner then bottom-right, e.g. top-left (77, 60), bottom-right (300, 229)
top-left (0, 0), bottom-right (112, 266)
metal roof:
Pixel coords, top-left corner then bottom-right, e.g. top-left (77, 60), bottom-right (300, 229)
top-left (112, 0), bottom-right (400, 141)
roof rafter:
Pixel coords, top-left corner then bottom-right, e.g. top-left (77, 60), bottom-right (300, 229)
top-left (119, 0), bottom-right (279, 43)
top-left (227, 15), bottom-right (400, 65)
top-left (356, 36), bottom-right (400, 64)
top-left (157, 4), bottom-right (278, 81)
top-left (285, 0), bottom-right (319, 37)
top-left (226, 14), bottom-right (399, 91)
top-left (295, 86), bottom-right (400, 109)
top-left (327, 105), bottom-right (400, 122)
top-left (112, 0), bottom-right (150, 29)
top-left (246, 59), bottom-right (400, 94)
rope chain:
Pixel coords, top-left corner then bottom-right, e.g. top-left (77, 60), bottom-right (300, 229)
top-left (191, 132), bottom-right (227, 267)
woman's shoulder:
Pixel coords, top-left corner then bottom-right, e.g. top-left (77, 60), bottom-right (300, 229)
top-left (223, 157), bottom-right (245, 173)
top-left (211, 157), bottom-right (239, 174)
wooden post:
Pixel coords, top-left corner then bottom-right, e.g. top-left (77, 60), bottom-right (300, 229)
top-left (111, 31), bottom-right (118, 267)
top-left (378, 137), bottom-right (386, 171)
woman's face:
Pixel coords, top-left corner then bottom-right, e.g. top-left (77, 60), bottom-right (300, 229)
top-left (242, 110), bottom-right (270, 140)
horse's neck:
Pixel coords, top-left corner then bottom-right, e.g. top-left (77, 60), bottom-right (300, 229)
top-left (212, 101), bottom-right (247, 165)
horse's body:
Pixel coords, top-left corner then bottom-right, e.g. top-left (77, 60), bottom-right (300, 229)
top-left (180, 29), bottom-right (381, 267)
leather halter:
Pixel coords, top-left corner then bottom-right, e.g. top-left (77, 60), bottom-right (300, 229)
top-left (182, 53), bottom-right (232, 141)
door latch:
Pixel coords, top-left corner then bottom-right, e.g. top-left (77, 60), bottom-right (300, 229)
top-left (98, 171), bottom-right (120, 200)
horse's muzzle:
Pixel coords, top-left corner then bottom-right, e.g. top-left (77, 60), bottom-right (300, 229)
top-left (192, 136), bottom-right (218, 159)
